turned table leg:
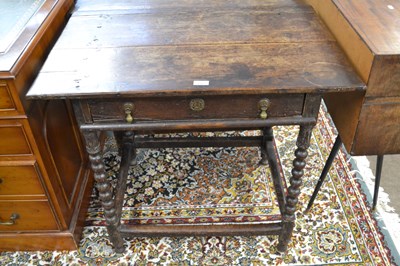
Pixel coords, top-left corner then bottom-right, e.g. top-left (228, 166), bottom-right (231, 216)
top-left (260, 127), bottom-right (273, 165)
top-left (82, 130), bottom-right (125, 252)
top-left (277, 124), bottom-right (313, 252)
top-left (115, 131), bottom-right (136, 224)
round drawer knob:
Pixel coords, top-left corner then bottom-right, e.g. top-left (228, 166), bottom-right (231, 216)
top-left (123, 103), bottom-right (135, 123)
top-left (190, 98), bottom-right (205, 111)
top-left (258, 98), bottom-right (271, 119)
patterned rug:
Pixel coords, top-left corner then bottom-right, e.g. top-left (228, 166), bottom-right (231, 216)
top-left (0, 105), bottom-right (398, 265)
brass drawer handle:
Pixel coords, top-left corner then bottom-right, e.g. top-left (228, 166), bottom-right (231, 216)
top-left (0, 213), bottom-right (20, 226)
top-left (123, 103), bottom-right (134, 123)
top-left (258, 98), bottom-right (271, 119)
top-left (190, 98), bottom-right (205, 111)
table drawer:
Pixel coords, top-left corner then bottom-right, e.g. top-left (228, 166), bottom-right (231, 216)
top-left (0, 120), bottom-right (33, 156)
top-left (0, 200), bottom-right (58, 231)
top-left (0, 83), bottom-right (16, 113)
top-left (88, 94), bottom-right (305, 123)
top-left (0, 163), bottom-right (45, 196)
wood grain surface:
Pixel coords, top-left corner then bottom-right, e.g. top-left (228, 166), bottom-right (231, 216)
top-left (307, 0), bottom-right (400, 155)
top-left (27, 0), bottom-right (364, 99)
top-left (0, 0), bottom-right (94, 251)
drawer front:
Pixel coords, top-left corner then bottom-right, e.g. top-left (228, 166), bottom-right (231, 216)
top-left (0, 163), bottom-right (45, 196)
top-left (0, 83), bottom-right (16, 112)
top-left (0, 120), bottom-right (33, 156)
top-left (353, 100), bottom-right (400, 155)
top-left (0, 200), bottom-right (58, 231)
top-left (88, 94), bottom-right (305, 122)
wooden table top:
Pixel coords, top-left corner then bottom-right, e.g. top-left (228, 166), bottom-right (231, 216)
top-left (27, 0), bottom-right (364, 99)
top-left (333, 0), bottom-right (400, 55)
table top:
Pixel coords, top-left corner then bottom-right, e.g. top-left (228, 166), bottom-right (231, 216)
top-left (27, 0), bottom-right (364, 99)
top-left (332, 0), bottom-right (400, 55)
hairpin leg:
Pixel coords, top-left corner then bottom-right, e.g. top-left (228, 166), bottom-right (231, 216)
top-left (372, 155), bottom-right (384, 210)
top-left (305, 135), bottom-right (342, 213)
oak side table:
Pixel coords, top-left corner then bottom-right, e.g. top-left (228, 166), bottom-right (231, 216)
top-left (27, 0), bottom-right (364, 253)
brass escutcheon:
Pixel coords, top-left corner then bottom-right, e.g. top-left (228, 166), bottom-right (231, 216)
top-left (123, 103), bottom-right (135, 123)
top-left (190, 98), bottom-right (205, 111)
top-left (258, 98), bottom-right (271, 119)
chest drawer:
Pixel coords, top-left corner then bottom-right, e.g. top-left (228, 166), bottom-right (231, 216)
top-left (0, 120), bottom-right (33, 157)
top-left (0, 83), bottom-right (16, 113)
top-left (0, 200), bottom-right (58, 231)
top-left (87, 94), bottom-right (305, 123)
top-left (0, 163), bottom-right (45, 197)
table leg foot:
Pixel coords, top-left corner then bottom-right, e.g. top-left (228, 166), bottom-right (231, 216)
top-left (277, 221), bottom-right (294, 252)
top-left (107, 224), bottom-right (125, 253)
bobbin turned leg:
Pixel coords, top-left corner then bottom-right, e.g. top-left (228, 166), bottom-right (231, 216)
top-left (82, 130), bottom-right (125, 253)
top-left (277, 125), bottom-right (313, 252)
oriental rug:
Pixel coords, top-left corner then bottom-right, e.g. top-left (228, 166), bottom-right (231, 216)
top-left (0, 105), bottom-right (398, 265)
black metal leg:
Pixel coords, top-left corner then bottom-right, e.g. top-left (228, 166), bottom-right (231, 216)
top-left (372, 155), bottom-right (384, 210)
top-left (305, 135), bottom-right (342, 213)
